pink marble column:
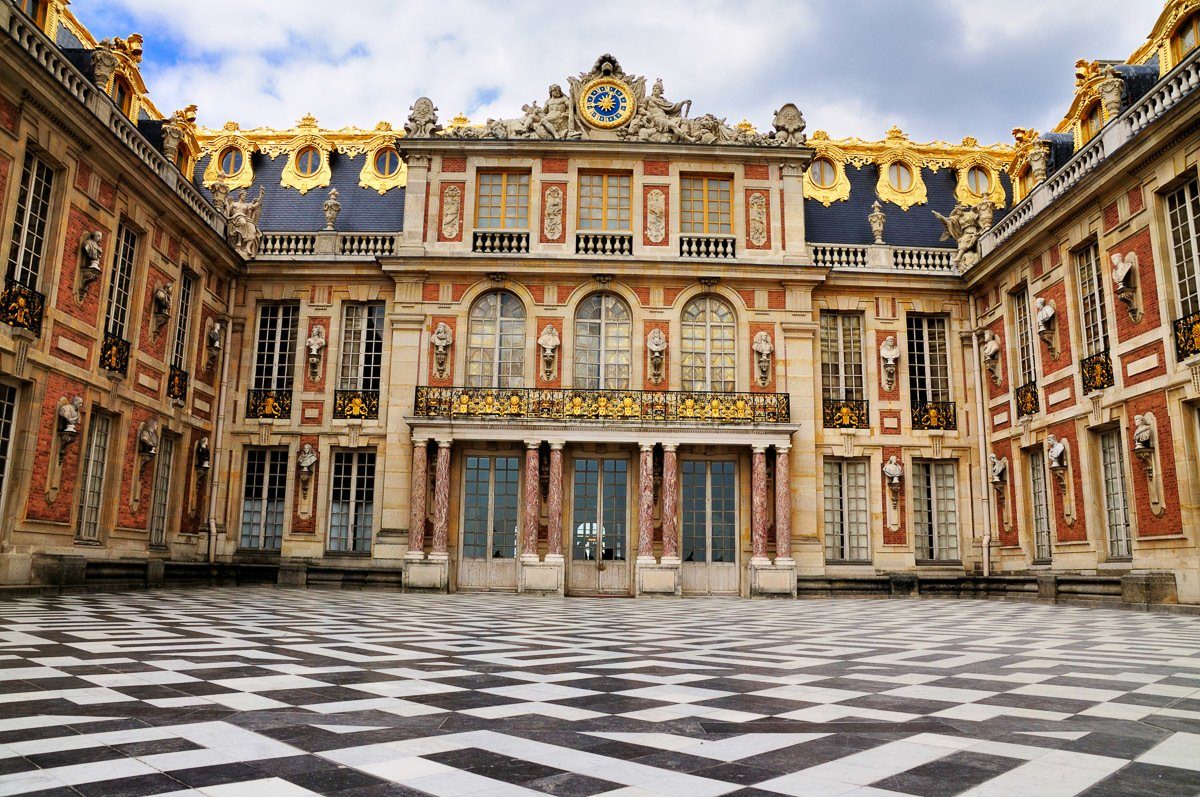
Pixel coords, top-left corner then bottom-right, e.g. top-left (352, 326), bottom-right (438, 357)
top-left (637, 444), bottom-right (655, 560)
top-left (751, 446), bottom-right (768, 561)
top-left (661, 445), bottom-right (679, 560)
top-left (774, 445), bottom-right (791, 561)
top-left (521, 441), bottom-right (540, 559)
top-left (431, 440), bottom-right (451, 554)
top-left (546, 444), bottom-right (564, 557)
top-left (408, 438), bottom-right (429, 556)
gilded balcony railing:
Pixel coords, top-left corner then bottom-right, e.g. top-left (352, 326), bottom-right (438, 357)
top-left (1080, 351), bottom-right (1115, 393)
top-left (1014, 380), bottom-right (1039, 417)
top-left (99, 333), bottom-right (130, 375)
top-left (911, 400), bottom-right (957, 431)
top-left (246, 388), bottom-right (293, 419)
top-left (167, 366), bottom-right (189, 402)
top-left (1173, 310), bottom-right (1200, 361)
top-left (0, 278), bottom-right (45, 337)
top-left (414, 386), bottom-right (791, 424)
top-left (822, 398), bottom-right (869, 429)
top-left (333, 389), bottom-right (380, 420)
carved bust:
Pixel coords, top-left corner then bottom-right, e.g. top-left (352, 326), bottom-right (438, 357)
top-left (880, 335), bottom-right (900, 366)
top-left (152, 283), bottom-right (172, 316)
top-left (883, 455), bottom-right (903, 484)
top-left (298, 443), bottom-right (317, 471)
top-left (1111, 251), bottom-right (1137, 288)
top-left (82, 231), bottom-right (104, 272)
top-left (59, 396), bottom-right (84, 434)
top-left (752, 330), bottom-right (774, 386)
top-left (1035, 297), bottom-right (1056, 332)
top-left (138, 419), bottom-right (160, 457)
top-left (306, 325), bottom-right (327, 358)
top-left (1046, 434), bottom-right (1066, 469)
top-left (989, 453), bottom-right (1007, 484)
top-left (1133, 414), bottom-right (1154, 450)
top-left (195, 436), bottom-right (211, 471)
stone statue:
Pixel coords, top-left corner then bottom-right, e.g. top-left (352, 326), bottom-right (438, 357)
top-left (160, 105), bottom-right (196, 168)
top-left (80, 231), bottom-right (103, 293)
top-left (405, 97), bottom-right (442, 138)
top-left (1098, 65), bottom-right (1124, 120)
top-left (646, 189), bottom-right (666, 244)
top-left (989, 453), bottom-right (1007, 484)
top-left (1112, 251), bottom-right (1137, 289)
top-left (637, 78), bottom-right (693, 143)
top-left (976, 199), bottom-right (995, 231)
top-left (883, 455), bottom-right (903, 484)
top-left (752, 330), bottom-right (774, 387)
top-left (431, 322), bottom-right (454, 379)
top-left (306, 325), bottom-right (326, 380)
top-left (868, 201), bottom-right (886, 245)
top-left (59, 396), bottom-right (83, 435)
top-left (206, 320), bottom-right (223, 370)
top-left (981, 330), bottom-right (1001, 385)
top-left (297, 443), bottom-right (317, 483)
top-left (90, 45), bottom-right (120, 90)
top-left (323, 188), bottom-right (341, 230)
top-left (880, 335), bottom-right (900, 391)
top-left (138, 418), bottom-right (160, 458)
top-left (1046, 434), bottom-right (1066, 469)
top-left (543, 185), bottom-right (564, 241)
top-left (153, 283), bottom-right (171, 317)
top-left (771, 103), bottom-right (806, 145)
top-left (933, 202), bottom-right (982, 270)
top-left (1133, 414), bottom-right (1155, 450)
top-left (540, 84), bottom-right (572, 138)
top-left (1035, 296), bottom-right (1056, 333)
top-left (646, 327), bottom-right (667, 384)
top-left (195, 436), bottom-right (211, 471)
top-left (538, 325), bottom-right (560, 381)
top-left (225, 186), bottom-right (265, 259)
top-left (209, 181), bottom-right (230, 216)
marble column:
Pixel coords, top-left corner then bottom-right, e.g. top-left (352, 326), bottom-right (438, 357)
top-left (546, 443), bottom-right (564, 558)
top-left (661, 445), bottom-right (679, 561)
top-left (751, 445), bottom-right (769, 562)
top-left (774, 445), bottom-right (792, 562)
top-left (430, 440), bottom-right (451, 556)
top-left (521, 441), bottom-right (540, 561)
top-left (407, 438), bottom-right (429, 558)
top-left (637, 443), bottom-right (656, 561)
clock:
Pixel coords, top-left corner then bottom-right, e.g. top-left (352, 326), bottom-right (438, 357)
top-left (578, 78), bottom-right (635, 130)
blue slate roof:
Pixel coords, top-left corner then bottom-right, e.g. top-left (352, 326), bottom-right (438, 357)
top-left (192, 153), bottom-right (406, 233)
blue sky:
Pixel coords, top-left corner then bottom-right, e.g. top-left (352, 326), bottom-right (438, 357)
top-left (70, 0), bottom-right (1165, 143)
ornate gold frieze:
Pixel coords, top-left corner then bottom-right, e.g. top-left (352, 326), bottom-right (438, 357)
top-left (199, 121), bottom-right (258, 189)
top-left (260, 115), bottom-right (333, 195)
top-left (338, 122), bottom-right (407, 195)
top-left (804, 131), bottom-right (852, 206)
top-left (1129, 0), bottom-right (1200, 74)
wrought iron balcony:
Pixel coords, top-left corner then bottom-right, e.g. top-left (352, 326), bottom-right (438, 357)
top-left (246, 388), bottom-right (293, 419)
top-left (0, 278), bottom-right (45, 337)
top-left (472, 230), bottom-right (530, 254)
top-left (680, 234), bottom-right (735, 259)
top-left (822, 398), bottom-right (869, 429)
top-left (1080, 351), bottom-right (1115, 393)
top-left (167, 366), bottom-right (189, 403)
top-left (414, 386), bottom-right (791, 425)
top-left (1173, 310), bottom-right (1200, 361)
top-left (911, 400), bottom-right (957, 431)
top-left (99, 333), bottom-right (130, 375)
top-left (576, 232), bottom-right (633, 256)
top-left (333, 389), bottom-right (380, 420)
top-left (1014, 380), bottom-right (1039, 417)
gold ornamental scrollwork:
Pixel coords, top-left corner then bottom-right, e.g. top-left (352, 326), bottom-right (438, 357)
top-left (951, 142), bottom-right (1007, 208)
top-left (261, 114), bottom-right (333, 195)
top-left (340, 122), bottom-right (407, 195)
top-left (199, 121), bottom-right (257, 190)
top-left (1128, 0), bottom-right (1200, 74)
top-left (804, 131), bottom-right (852, 206)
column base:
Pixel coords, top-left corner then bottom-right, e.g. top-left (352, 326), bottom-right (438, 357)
top-left (404, 555), bottom-right (449, 592)
top-left (404, 550), bottom-right (426, 562)
top-left (519, 557), bottom-right (564, 594)
top-left (749, 559), bottom-right (797, 598)
top-left (636, 558), bottom-right (681, 597)
top-left (519, 553), bottom-right (541, 565)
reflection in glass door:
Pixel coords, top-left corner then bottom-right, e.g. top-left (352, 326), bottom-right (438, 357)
top-left (568, 458), bottom-right (630, 594)
top-left (458, 455), bottom-right (520, 590)
top-left (681, 460), bottom-right (738, 594)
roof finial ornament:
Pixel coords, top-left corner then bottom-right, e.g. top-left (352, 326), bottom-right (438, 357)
top-left (405, 98), bottom-right (442, 138)
top-left (771, 103), bottom-right (806, 146)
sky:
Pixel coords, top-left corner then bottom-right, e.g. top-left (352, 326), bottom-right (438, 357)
top-left (70, 0), bottom-right (1166, 144)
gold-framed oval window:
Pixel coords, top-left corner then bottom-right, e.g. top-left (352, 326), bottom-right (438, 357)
top-left (373, 147), bottom-right (401, 178)
top-left (887, 161), bottom-right (914, 192)
top-left (966, 165), bottom-right (991, 196)
top-left (295, 146), bottom-right (321, 178)
top-left (218, 146), bottom-right (244, 177)
top-left (810, 157), bottom-right (836, 189)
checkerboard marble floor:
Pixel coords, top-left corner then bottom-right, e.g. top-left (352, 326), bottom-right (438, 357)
top-left (0, 590), bottom-right (1197, 797)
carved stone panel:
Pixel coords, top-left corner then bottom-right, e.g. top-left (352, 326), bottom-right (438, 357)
top-left (746, 190), bottom-right (770, 250)
top-left (541, 182), bottom-right (566, 244)
top-left (643, 185), bottom-right (669, 247)
top-left (438, 182), bottom-right (463, 243)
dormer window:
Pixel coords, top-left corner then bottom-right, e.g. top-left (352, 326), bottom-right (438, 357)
top-left (218, 146), bottom-right (244, 178)
top-left (810, 158), bottom-right (836, 189)
top-left (966, 166), bottom-right (991, 197)
top-left (373, 147), bottom-right (400, 178)
top-left (20, 0), bottom-right (47, 26)
top-left (1174, 11), bottom-right (1200, 62)
top-left (1017, 166), bottom-right (1034, 200)
top-left (1081, 101), bottom-right (1103, 142)
top-left (887, 162), bottom-right (914, 193)
top-left (295, 146), bottom-right (321, 178)
top-left (111, 76), bottom-right (134, 117)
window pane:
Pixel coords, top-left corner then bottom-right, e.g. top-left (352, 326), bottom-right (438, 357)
top-left (1167, 178), bottom-right (1200, 317)
top-left (1029, 449), bottom-right (1053, 561)
top-left (681, 296), bottom-right (736, 391)
top-left (1076, 243), bottom-right (1110, 357)
top-left (1100, 430), bottom-right (1131, 558)
top-left (574, 293), bottom-right (630, 389)
top-left (6, 153), bottom-right (55, 288)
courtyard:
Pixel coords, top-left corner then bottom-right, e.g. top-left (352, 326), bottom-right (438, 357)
top-left (0, 590), bottom-right (1195, 796)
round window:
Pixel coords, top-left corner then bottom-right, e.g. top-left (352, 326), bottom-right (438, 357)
top-left (374, 147), bottom-right (401, 178)
top-left (810, 158), bottom-right (836, 189)
top-left (295, 145), bottom-right (321, 177)
top-left (888, 162), bottom-right (913, 192)
top-left (966, 166), bottom-right (991, 196)
top-left (218, 146), bottom-right (244, 177)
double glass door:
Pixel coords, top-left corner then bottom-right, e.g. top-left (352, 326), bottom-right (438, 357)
top-left (458, 455), bottom-right (520, 590)
top-left (567, 458), bottom-right (630, 594)
top-left (680, 460), bottom-right (739, 594)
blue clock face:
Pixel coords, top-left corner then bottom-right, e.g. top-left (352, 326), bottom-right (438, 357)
top-left (579, 79), bottom-right (634, 129)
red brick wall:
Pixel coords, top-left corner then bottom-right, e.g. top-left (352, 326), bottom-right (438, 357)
top-left (0, 91), bottom-right (17, 134)
top-left (437, 182), bottom-right (465, 243)
top-left (541, 158), bottom-right (567, 174)
top-left (663, 287), bottom-right (683, 307)
top-left (304, 316), bottom-right (330, 393)
top-left (642, 320), bottom-right (668, 391)
top-left (292, 434), bottom-right (319, 535)
top-left (26, 375), bottom-right (87, 523)
top-left (1102, 201), bottom-right (1119, 233)
top-left (0, 155), bottom-right (10, 221)
top-left (442, 156), bottom-right (466, 173)
top-left (1108, 227), bottom-right (1161, 341)
top-left (767, 290), bottom-right (785, 311)
top-left (1043, 375), bottom-right (1076, 413)
top-left (991, 438), bottom-right (1019, 547)
top-left (1030, 252), bottom-right (1044, 280)
top-left (301, 400), bottom-right (324, 426)
top-left (744, 164), bottom-right (769, 181)
top-left (737, 288), bottom-right (756, 309)
top-left (97, 177), bottom-right (116, 212)
top-left (55, 205), bottom-right (106, 326)
top-left (428, 316), bottom-right (456, 387)
top-left (882, 446), bottom-right (905, 545)
top-left (422, 283), bottom-right (440, 302)
top-left (880, 408), bottom-right (901, 437)
top-left (133, 363), bottom-right (163, 400)
top-left (50, 324), bottom-right (93, 368)
top-left (1037, 281), bottom-right (1071, 375)
top-left (744, 189), bottom-right (771, 250)
top-left (749, 323), bottom-right (775, 393)
top-left (536, 317), bottom-right (563, 388)
top-left (1120, 339), bottom-right (1166, 388)
top-left (643, 160), bottom-right (668, 176)
top-left (631, 285), bottom-right (651, 307)
top-left (1126, 391), bottom-right (1183, 538)
top-left (528, 285), bottom-right (545, 304)
top-left (1128, 184), bottom-right (1145, 215)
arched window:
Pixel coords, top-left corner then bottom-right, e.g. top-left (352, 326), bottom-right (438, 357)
top-left (966, 166), bottom-right (990, 196)
top-left (681, 296), bottom-right (736, 391)
top-left (574, 293), bottom-right (631, 389)
top-left (887, 162), bottom-right (913, 192)
top-left (466, 291), bottom-right (526, 388)
top-left (295, 146), bottom-right (321, 177)
top-left (218, 146), bottom-right (244, 178)
top-left (810, 158), bottom-right (836, 189)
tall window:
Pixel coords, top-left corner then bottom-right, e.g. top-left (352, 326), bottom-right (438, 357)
top-left (579, 173), bottom-right (631, 231)
top-left (912, 461), bottom-right (958, 561)
top-left (1099, 429), bottom-right (1132, 559)
top-left (466, 292), bottom-right (525, 388)
top-left (111, 76), bottom-right (134, 116)
top-left (6, 152), bottom-right (55, 289)
top-left (253, 304), bottom-right (299, 392)
top-left (329, 450), bottom-right (376, 553)
top-left (1012, 288), bottom-right (1037, 386)
top-left (1080, 103), bottom-right (1104, 142)
top-left (463, 455), bottom-right (520, 560)
top-left (240, 448), bottom-right (287, 550)
top-left (148, 436), bottom-right (175, 547)
top-left (574, 293), bottom-right (631, 389)
top-left (105, 224), bottom-right (137, 341)
top-left (820, 313), bottom-right (864, 401)
top-left (0, 385), bottom-right (17, 519)
top-left (1166, 177), bottom-right (1200, 317)
top-left (681, 296), bottom-right (735, 391)
top-left (338, 303), bottom-right (385, 392)
top-left (823, 459), bottom-right (869, 562)
top-left (906, 315), bottom-right (951, 405)
top-left (681, 460), bottom-right (736, 564)
top-left (1028, 448), bottom-right (1053, 562)
top-left (475, 172), bottom-right (529, 229)
top-left (171, 274), bottom-right (195, 371)
top-left (1076, 242), bottom-right (1110, 357)
top-left (680, 177), bottom-right (732, 234)
top-left (76, 412), bottom-right (111, 542)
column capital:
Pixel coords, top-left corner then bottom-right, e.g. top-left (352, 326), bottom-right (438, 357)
top-left (412, 435), bottom-right (431, 446)
top-left (549, 441), bottom-right (566, 450)
top-left (436, 438), bottom-right (452, 448)
top-left (662, 443), bottom-right (678, 453)
top-left (639, 442), bottom-right (655, 452)
top-left (524, 439), bottom-right (542, 450)
top-left (752, 445), bottom-right (768, 454)
top-left (775, 444), bottom-right (791, 454)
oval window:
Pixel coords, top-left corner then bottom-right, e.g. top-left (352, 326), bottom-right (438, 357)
top-left (888, 162), bottom-right (913, 192)
top-left (295, 145), bottom-right (321, 177)
top-left (218, 146), bottom-right (244, 177)
top-left (966, 165), bottom-right (990, 196)
top-left (810, 157), bottom-right (836, 189)
top-left (374, 147), bottom-right (400, 178)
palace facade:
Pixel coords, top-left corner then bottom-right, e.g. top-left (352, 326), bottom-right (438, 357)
top-left (1, 0), bottom-right (1198, 605)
